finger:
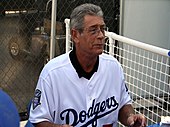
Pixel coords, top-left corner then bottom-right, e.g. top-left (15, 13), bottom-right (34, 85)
top-left (129, 121), bottom-right (134, 127)
top-left (127, 114), bottom-right (135, 126)
top-left (135, 114), bottom-right (146, 127)
top-left (140, 114), bottom-right (146, 127)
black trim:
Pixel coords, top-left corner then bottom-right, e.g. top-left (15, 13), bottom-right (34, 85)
top-left (69, 49), bottom-right (99, 80)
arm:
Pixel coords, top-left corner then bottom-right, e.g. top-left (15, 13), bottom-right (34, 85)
top-left (117, 65), bottom-right (146, 127)
top-left (34, 121), bottom-right (73, 127)
top-left (118, 104), bottom-right (146, 127)
top-left (118, 104), bottom-right (135, 126)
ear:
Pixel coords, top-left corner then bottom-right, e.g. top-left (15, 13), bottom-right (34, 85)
top-left (71, 29), bottom-right (80, 44)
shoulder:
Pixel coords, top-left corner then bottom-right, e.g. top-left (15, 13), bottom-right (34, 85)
top-left (40, 52), bottom-right (70, 78)
top-left (100, 53), bottom-right (120, 64)
top-left (47, 52), bottom-right (69, 67)
top-left (99, 53), bottom-right (122, 70)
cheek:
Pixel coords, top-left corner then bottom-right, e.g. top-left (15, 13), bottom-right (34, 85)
top-left (87, 37), bottom-right (95, 46)
top-left (87, 41), bottom-right (95, 50)
top-left (78, 35), bottom-right (97, 50)
top-left (81, 37), bottom-right (94, 48)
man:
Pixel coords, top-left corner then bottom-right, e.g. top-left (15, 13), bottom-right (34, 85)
top-left (29, 3), bottom-right (146, 127)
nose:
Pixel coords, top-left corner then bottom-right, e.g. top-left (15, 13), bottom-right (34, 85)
top-left (97, 30), bottom-right (105, 39)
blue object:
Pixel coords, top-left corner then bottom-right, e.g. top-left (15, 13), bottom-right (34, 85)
top-left (147, 123), bottom-right (160, 127)
top-left (25, 120), bottom-right (34, 127)
top-left (168, 51), bottom-right (170, 57)
top-left (0, 89), bottom-right (20, 127)
top-left (25, 100), bottom-right (34, 127)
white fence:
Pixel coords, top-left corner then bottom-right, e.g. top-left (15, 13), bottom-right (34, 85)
top-left (64, 19), bottom-right (170, 126)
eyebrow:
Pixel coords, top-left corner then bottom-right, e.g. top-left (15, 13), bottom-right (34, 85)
top-left (88, 24), bottom-right (106, 28)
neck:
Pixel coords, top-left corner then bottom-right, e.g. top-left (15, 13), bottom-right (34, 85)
top-left (76, 51), bottom-right (97, 73)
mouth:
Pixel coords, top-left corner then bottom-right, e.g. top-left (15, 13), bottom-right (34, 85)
top-left (93, 43), bottom-right (104, 47)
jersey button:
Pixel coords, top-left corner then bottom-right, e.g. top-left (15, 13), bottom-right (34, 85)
top-left (89, 85), bottom-right (93, 89)
top-left (90, 97), bottom-right (92, 100)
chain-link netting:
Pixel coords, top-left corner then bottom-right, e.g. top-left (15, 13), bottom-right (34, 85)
top-left (0, 0), bottom-right (119, 120)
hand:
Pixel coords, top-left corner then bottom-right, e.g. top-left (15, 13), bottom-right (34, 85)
top-left (59, 125), bottom-right (73, 127)
top-left (35, 122), bottom-right (74, 127)
top-left (127, 114), bottom-right (146, 127)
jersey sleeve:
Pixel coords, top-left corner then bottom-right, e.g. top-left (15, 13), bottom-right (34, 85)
top-left (29, 76), bottom-right (55, 124)
top-left (118, 65), bottom-right (132, 109)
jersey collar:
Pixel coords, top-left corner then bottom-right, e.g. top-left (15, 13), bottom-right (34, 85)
top-left (69, 48), bottom-right (99, 80)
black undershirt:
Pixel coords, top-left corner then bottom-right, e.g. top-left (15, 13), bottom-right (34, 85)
top-left (69, 49), bottom-right (99, 80)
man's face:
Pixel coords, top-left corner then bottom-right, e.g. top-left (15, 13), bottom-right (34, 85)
top-left (72, 15), bottom-right (106, 57)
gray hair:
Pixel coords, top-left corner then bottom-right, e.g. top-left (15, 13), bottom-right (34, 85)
top-left (70, 3), bottom-right (103, 32)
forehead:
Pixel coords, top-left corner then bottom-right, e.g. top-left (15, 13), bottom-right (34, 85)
top-left (83, 15), bottom-right (105, 28)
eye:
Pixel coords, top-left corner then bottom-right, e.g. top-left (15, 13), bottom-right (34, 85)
top-left (100, 26), bottom-right (107, 32)
top-left (88, 28), bottom-right (98, 34)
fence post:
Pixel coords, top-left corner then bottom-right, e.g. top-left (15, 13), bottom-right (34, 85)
top-left (50, 0), bottom-right (57, 60)
top-left (65, 19), bottom-right (70, 53)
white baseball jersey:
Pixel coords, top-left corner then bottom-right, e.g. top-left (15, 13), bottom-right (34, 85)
top-left (29, 52), bottom-right (132, 127)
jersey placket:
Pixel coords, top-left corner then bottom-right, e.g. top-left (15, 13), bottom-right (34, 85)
top-left (85, 78), bottom-right (96, 122)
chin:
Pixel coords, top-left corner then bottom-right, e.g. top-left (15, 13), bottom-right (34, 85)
top-left (96, 50), bottom-right (103, 55)
top-left (92, 47), bottom-right (104, 55)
